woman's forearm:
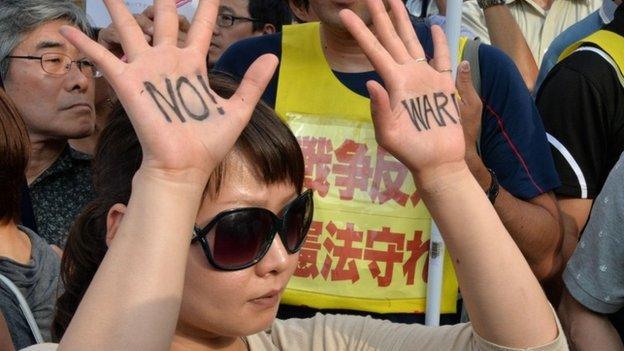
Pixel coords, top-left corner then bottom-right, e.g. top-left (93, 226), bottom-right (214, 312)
top-left (59, 169), bottom-right (206, 351)
top-left (415, 162), bottom-right (558, 348)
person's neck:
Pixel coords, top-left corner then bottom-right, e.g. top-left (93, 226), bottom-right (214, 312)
top-left (0, 221), bottom-right (32, 264)
top-left (320, 23), bottom-right (375, 73)
top-left (170, 329), bottom-right (248, 351)
top-left (26, 136), bottom-right (67, 185)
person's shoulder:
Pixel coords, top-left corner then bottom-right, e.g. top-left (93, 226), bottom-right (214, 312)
top-left (603, 152), bottom-right (624, 191)
top-left (17, 225), bottom-right (61, 264)
top-left (556, 48), bottom-right (620, 80)
top-left (214, 32), bottom-right (282, 75)
top-left (535, 16), bottom-right (601, 90)
top-left (225, 32), bottom-right (282, 56)
top-left (476, 43), bottom-right (529, 95)
top-left (17, 225), bottom-right (47, 248)
top-left (477, 43), bottom-right (516, 71)
top-left (539, 47), bottom-right (622, 97)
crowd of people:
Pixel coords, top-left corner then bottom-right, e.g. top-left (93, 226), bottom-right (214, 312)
top-left (0, 0), bottom-right (622, 350)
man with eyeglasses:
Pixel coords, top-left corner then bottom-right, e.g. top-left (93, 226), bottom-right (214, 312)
top-left (0, 0), bottom-right (96, 248)
top-left (208, 0), bottom-right (292, 67)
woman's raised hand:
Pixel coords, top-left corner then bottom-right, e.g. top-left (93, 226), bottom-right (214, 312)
top-left (341, 5), bottom-right (562, 348)
top-left (61, 0), bottom-right (277, 184)
top-left (339, 0), bottom-right (466, 184)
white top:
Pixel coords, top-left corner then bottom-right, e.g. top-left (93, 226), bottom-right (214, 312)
top-left (21, 311), bottom-right (568, 351)
top-left (461, 0), bottom-right (601, 64)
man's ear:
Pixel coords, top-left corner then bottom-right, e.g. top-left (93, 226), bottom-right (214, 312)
top-left (106, 203), bottom-right (127, 247)
top-left (261, 23), bottom-right (276, 35)
top-left (288, 1), bottom-right (319, 23)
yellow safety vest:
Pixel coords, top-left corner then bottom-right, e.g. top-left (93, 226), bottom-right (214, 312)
top-left (558, 30), bottom-right (624, 87)
top-left (276, 22), bottom-right (468, 314)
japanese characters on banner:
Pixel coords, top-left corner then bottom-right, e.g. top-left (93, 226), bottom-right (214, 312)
top-left (86, 0), bottom-right (198, 28)
top-left (281, 114), bottom-right (459, 314)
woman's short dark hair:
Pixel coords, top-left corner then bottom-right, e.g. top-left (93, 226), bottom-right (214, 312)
top-left (0, 88), bottom-right (29, 224)
top-left (52, 75), bottom-right (305, 340)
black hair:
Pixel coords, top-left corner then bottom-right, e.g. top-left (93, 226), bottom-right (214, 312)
top-left (249, 0), bottom-right (293, 32)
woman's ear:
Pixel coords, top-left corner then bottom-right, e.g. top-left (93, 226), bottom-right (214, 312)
top-left (106, 203), bottom-right (127, 247)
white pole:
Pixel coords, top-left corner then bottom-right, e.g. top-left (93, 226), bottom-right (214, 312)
top-left (425, 0), bottom-right (462, 327)
top-left (425, 222), bottom-right (445, 326)
top-left (444, 0), bottom-right (463, 80)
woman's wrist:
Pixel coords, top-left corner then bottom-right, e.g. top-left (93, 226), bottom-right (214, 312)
top-left (130, 167), bottom-right (209, 228)
top-left (133, 165), bottom-right (212, 194)
top-left (411, 160), bottom-right (472, 196)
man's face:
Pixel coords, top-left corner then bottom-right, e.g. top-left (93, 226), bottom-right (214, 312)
top-left (209, 0), bottom-right (263, 67)
top-left (4, 20), bottom-right (95, 143)
top-left (309, 0), bottom-right (389, 31)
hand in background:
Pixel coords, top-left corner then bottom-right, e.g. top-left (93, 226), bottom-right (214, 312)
top-left (98, 5), bottom-right (192, 57)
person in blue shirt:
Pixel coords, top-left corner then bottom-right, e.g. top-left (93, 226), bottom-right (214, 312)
top-left (215, 0), bottom-right (561, 323)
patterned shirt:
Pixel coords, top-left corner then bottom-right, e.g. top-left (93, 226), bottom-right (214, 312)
top-left (29, 145), bottom-right (94, 247)
top-left (563, 152), bottom-right (624, 341)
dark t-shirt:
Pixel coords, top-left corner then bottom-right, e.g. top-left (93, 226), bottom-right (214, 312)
top-left (215, 20), bottom-right (560, 323)
top-left (536, 5), bottom-right (624, 199)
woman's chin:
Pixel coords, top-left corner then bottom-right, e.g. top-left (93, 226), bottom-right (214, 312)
top-left (238, 305), bottom-right (279, 335)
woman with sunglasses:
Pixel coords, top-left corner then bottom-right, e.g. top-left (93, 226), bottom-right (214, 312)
top-left (51, 77), bottom-right (313, 346)
top-left (28, 0), bottom-right (566, 350)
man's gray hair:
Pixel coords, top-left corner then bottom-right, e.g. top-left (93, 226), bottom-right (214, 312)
top-left (0, 0), bottom-right (92, 82)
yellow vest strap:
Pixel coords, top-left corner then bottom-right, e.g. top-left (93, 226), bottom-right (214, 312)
top-left (558, 30), bottom-right (624, 87)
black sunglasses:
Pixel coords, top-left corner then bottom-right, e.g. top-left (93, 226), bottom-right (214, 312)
top-left (192, 189), bottom-right (314, 271)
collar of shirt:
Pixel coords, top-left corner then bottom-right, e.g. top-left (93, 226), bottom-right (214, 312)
top-left (30, 145), bottom-right (91, 188)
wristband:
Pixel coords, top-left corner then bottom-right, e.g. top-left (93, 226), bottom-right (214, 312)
top-left (477, 0), bottom-right (506, 9)
top-left (486, 168), bottom-right (499, 204)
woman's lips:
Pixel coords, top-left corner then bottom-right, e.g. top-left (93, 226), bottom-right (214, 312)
top-left (249, 290), bottom-right (281, 308)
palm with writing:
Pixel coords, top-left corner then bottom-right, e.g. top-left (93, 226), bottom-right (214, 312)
top-left (339, 0), bottom-right (466, 183)
top-left (60, 0), bottom-right (277, 184)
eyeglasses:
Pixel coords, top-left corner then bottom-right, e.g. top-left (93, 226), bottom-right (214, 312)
top-left (216, 13), bottom-right (261, 28)
top-left (5, 53), bottom-right (101, 78)
top-left (192, 189), bottom-right (314, 271)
